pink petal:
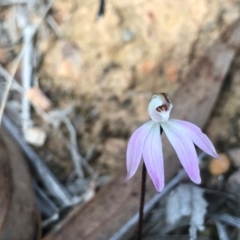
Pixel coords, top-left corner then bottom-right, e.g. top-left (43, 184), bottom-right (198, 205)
top-left (126, 121), bottom-right (155, 179)
top-left (143, 123), bottom-right (164, 192)
top-left (168, 119), bottom-right (219, 158)
top-left (161, 122), bottom-right (201, 184)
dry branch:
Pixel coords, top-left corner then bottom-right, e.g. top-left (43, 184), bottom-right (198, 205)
top-left (0, 127), bottom-right (39, 240)
top-left (0, 0), bottom-right (27, 6)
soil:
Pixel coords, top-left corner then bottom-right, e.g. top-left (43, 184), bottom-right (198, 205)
top-left (25, 0), bottom-right (240, 182)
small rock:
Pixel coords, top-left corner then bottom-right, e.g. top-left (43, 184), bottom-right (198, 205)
top-left (26, 87), bottom-right (52, 111)
top-left (83, 188), bottom-right (95, 202)
top-left (209, 153), bottom-right (231, 176)
top-left (24, 127), bottom-right (47, 147)
top-left (227, 148), bottom-right (240, 168)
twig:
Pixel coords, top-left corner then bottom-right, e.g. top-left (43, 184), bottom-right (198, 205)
top-left (7, 87), bottom-right (95, 179)
top-left (1, 63), bottom-right (96, 193)
top-left (85, 144), bottom-right (96, 161)
top-left (6, 6), bottom-right (19, 45)
top-left (19, 14), bottom-right (34, 133)
top-left (45, 106), bottom-right (96, 177)
top-left (0, 64), bottom-right (24, 94)
top-left (210, 214), bottom-right (240, 228)
top-left (97, 0), bottom-right (105, 19)
top-left (57, 125), bottom-right (96, 177)
top-left (215, 220), bottom-right (230, 240)
top-left (0, 0), bottom-right (55, 125)
top-left (0, 0), bottom-right (27, 6)
top-left (62, 116), bottom-right (84, 178)
top-left (34, 182), bottom-right (59, 219)
top-left (73, 108), bottom-right (98, 128)
top-left (67, 144), bottom-right (96, 182)
top-left (0, 67), bottom-right (96, 180)
top-left (42, 214), bottom-right (59, 228)
top-left (46, 15), bottom-right (63, 38)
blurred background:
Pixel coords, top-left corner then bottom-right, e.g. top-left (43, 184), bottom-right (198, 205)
top-left (0, 0), bottom-right (240, 239)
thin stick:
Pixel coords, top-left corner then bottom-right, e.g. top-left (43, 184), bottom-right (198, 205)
top-left (62, 116), bottom-right (84, 178)
top-left (137, 163), bottom-right (147, 240)
top-left (0, 0), bottom-right (27, 6)
top-left (21, 24), bottom-right (34, 134)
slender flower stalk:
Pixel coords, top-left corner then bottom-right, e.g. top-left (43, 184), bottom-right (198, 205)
top-left (137, 163), bottom-right (147, 240)
top-left (137, 127), bottom-right (163, 240)
top-left (126, 93), bottom-right (219, 192)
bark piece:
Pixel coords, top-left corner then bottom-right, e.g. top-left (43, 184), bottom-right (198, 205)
top-left (0, 134), bottom-right (12, 233)
top-left (0, 128), bottom-right (40, 240)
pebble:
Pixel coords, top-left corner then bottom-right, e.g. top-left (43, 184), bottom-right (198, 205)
top-left (26, 87), bottom-right (52, 111)
top-left (209, 153), bottom-right (231, 176)
top-left (24, 127), bottom-right (47, 147)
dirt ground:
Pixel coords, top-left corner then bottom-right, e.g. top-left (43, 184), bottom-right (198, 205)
top-left (31, 0), bottom-right (240, 182)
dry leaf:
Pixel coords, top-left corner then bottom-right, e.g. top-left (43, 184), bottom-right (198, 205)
top-left (166, 184), bottom-right (208, 240)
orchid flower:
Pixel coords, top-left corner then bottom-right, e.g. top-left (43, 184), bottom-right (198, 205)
top-left (126, 93), bottom-right (219, 192)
